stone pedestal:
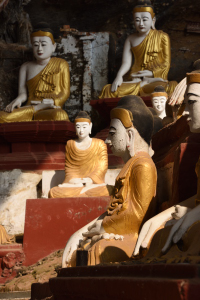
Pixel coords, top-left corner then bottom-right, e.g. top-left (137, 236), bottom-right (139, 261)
top-left (23, 197), bottom-right (110, 266)
top-left (31, 264), bottom-right (200, 300)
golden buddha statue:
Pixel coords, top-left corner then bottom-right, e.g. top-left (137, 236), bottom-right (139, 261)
top-left (133, 72), bottom-right (200, 263)
top-left (0, 22), bottom-right (70, 123)
top-left (99, 0), bottom-right (177, 99)
top-left (62, 96), bottom-right (158, 267)
top-left (49, 111), bottom-right (109, 198)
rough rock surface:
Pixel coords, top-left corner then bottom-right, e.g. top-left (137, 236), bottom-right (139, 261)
top-left (0, 249), bottom-right (63, 292)
top-left (0, 169), bottom-right (42, 235)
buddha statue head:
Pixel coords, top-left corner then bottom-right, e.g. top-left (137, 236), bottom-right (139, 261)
top-left (74, 111), bottom-right (92, 141)
top-left (133, 0), bottom-right (156, 33)
top-left (106, 95), bottom-right (154, 161)
top-left (151, 86), bottom-right (168, 119)
top-left (30, 22), bottom-right (56, 62)
top-left (185, 73), bottom-right (200, 133)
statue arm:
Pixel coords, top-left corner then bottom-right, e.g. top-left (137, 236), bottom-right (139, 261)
top-left (4, 63), bottom-right (28, 112)
top-left (111, 37), bottom-right (132, 92)
top-left (149, 33), bottom-right (171, 80)
top-left (54, 61), bottom-right (70, 108)
top-left (62, 213), bottom-right (107, 267)
top-left (133, 194), bottom-right (196, 255)
top-left (88, 141), bottom-right (108, 184)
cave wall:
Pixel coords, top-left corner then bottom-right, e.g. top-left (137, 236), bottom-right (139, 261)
top-left (0, 0), bottom-right (200, 120)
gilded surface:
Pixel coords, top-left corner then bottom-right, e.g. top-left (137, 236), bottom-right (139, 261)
top-left (86, 152), bottom-right (157, 265)
top-left (99, 30), bottom-right (177, 98)
top-left (0, 225), bottom-right (15, 245)
top-left (49, 138), bottom-right (109, 198)
top-left (0, 57), bottom-right (70, 122)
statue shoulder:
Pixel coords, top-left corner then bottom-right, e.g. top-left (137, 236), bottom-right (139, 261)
top-left (126, 33), bottom-right (137, 43)
top-left (130, 154), bottom-right (156, 176)
top-left (66, 139), bottom-right (74, 149)
top-left (92, 138), bottom-right (107, 149)
top-left (156, 30), bottom-right (170, 42)
top-left (51, 57), bottom-right (69, 68)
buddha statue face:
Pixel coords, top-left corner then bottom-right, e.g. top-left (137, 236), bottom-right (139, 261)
top-left (152, 96), bottom-right (167, 115)
top-left (75, 122), bottom-right (92, 140)
top-left (105, 118), bottom-right (129, 157)
top-left (32, 36), bottom-right (56, 61)
top-left (185, 83), bottom-right (200, 133)
top-left (134, 12), bottom-right (154, 34)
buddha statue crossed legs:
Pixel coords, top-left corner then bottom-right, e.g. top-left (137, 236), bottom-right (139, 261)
top-left (0, 22), bottom-right (70, 122)
top-left (99, 0), bottom-right (177, 99)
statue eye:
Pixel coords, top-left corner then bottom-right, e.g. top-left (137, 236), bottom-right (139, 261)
top-left (188, 100), bottom-right (197, 105)
top-left (109, 131), bottom-right (115, 136)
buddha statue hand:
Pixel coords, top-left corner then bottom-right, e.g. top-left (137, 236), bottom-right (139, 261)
top-left (131, 70), bottom-right (153, 78)
top-left (82, 219), bottom-right (105, 238)
top-left (79, 232), bottom-right (124, 250)
top-left (4, 98), bottom-right (22, 113)
top-left (171, 205), bottom-right (191, 220)
top-left (133, 207), bottom-right (176, 256)
top-left (34, 102), bottom-right (54, 112)
top-left (162, 205), bottom-right (200, 253)
top-left (111, 75), bottom-right (123, 92)
top-left (42, 98), bottom-right (54, 105)
top-left (82, 177), bottom-right (93, 186)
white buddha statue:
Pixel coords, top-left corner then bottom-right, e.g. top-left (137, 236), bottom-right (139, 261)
top-left (151, 86), bottom-right (167, 119)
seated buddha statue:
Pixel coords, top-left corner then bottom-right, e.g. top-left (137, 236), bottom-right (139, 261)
top-left (0, 22), bottom-right (70, 123)
top-left (133, 72), bottom-right (200, 263)
top-left (99, 0), bottom-right (177, 99)
top-left (49, 111), bottom-right (109, 198)
top-left (62, 95), bottom-right (158, 267)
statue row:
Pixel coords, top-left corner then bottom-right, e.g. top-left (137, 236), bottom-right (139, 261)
top-left (0, 0), bottom-right (190, 123)
top-left (61, 72), bottom-right (200, 267)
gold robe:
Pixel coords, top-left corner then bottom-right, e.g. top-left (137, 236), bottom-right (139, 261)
top-left (80, 152), bottom-right (157, 266)
top-left (138, 155), bottom-right (200, 264)
top-left (49, 138), bottom-right (109, 198)
top-left (0, 225), bottom-right (15, 245)
top-left (99, 29), bottom-right (177, 99)
top-left (0, 57), bottom-right (70, 123)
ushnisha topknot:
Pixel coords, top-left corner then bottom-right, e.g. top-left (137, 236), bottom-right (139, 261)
top-left (151, 85), bottom-right (168, 99)
top-left (133, 0), bottom-right (155, 19)
top-left (31, 22), bottom-right (55, 44)
top-left (111, 95), bottom-right (154, 146)
top-left (75, 111), bottom-right (91, 124)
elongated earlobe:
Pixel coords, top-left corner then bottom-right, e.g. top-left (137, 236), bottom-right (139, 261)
top-left (53, 42), bottom-right (57, 52)
top-left (89, 123), bottom-right (92, 135)
top-left (151, 17), bottom-right (156, 29)
top-left (126, 128), bottom-right (134, 148)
